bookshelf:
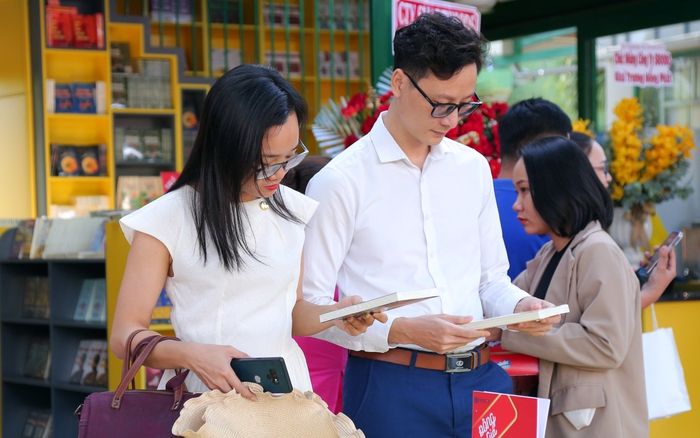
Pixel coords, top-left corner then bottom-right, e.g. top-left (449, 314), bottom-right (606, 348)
top-left (0, 228), bottom-right (107, 438)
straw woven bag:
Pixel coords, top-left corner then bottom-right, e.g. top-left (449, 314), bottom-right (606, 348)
top-left (172, 383), bottom-right (364, 438)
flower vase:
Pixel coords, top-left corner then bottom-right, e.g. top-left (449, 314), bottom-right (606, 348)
top-left (609, 206), bottom-right (653, 267)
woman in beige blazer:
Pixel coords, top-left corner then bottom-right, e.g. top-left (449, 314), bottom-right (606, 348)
top-left (500, 136), bottom-right (648, 437)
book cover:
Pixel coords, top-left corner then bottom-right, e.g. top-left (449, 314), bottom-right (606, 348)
top-left (95, 342), bottom-right (108, 387)
top-left (72, 82), bottom-right (96, 114)
top-left (110, 41), bottom-right (132, 73)
top-left (69, 339), bottom-right (92, 384)
top-left (472, 391), bottom-right (549, 438)
top-left (160, 171), bottom-right (181, 193)
top-left (122, 129), bottom-right (143, 160)
top-left (54, 83), bottom-right (73, 112)
top-left (73, 279), bottom-right (96, 321)
top-left (72, 13), bottom-right (97, 48)
top-left (21, 409), bottom-right (52, 438)
top-left (46, 79), bottom-right (55, 113)
top-left (22, 277), bottom-right (37, 319)
top-left (10, 219), bottom-right (35, 259)
top-left (77, 146), bottom-right (101, 176)
top-left (23, 337), bottom-right (51, 380)
top-left (81, 340), bottom-right (105, 386)
top-left (86, 279), bottom-right (106, 323)
top-left (464, 305), bottom-right (570, 331)
top-left (33, 277), bottom-right (50, 320)
top-left (142, 129), bottom-right (163, 160)
top-left (29, 217), bottom-right (53, 260)
top-left (46, 5), bottom-right (76, 47)
top-left (52, 144), bottom-right (80, 176)
top-left (111, 75), bottom-right (128, 108)
top-left (319, 288), bottom-right (439, 323)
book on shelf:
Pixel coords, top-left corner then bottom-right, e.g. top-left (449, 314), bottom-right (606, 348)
top-left (86, 279), bottom-right (107, 323)
top-left (21, 409), bottom-right (52, 438)
top-left (151, 289), bottom-right (173, 324)
top-left (110, 41), bottom-right (133, 73)
top-left (95, 342), bottom-right (108, 387)
top-left (45, 79), bottom-right (56, 114)
top-left (149, 0), bottom-right (192, 23)
top-left (81, 340), bottom-right (107, 386)
top-left (117, 176), bottom-right (165, 210)
top-left (472, 391), bottom-right (549, 438)
top-left (40, 217), bottom-right (107, 259)
top-left (10, 219), bottom-right (35, 259)
top-left (71, 82), bottom-right (96, 114)
top-left (69, 339), bottom-right (91, 384)
top-left (49, 82), bottom-right (105, 114)
top-left (46, 4), bottom-right (104, 49)
top-left (23, 276), bottom-right (50, 320)
top-left (142, 129), bottom-right (163, 160)
top-left (73, 278), bottom-right (106, 322)
top-left (319, 288), bottom-right (439, 323)
top-left (160, 171), bottom-right (181, 193)
top-left (23, 337), bottom-right (51, 380)
top-left (54, 83), bottom-right (73, 113)
top-left (29, 217), bottom-right (53, 259)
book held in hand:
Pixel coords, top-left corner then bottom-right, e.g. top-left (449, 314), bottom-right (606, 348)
top-left (464, 304), bottom-right (569, 331)
top-left (472, 391), bottom-right (549, 438)
top-left (319, 288), bottom-right (439, 323)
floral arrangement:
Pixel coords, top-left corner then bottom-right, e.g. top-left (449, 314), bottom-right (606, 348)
top-left (312, 68), bottom-right (508, 178)
top-left (602, 97), bottom-right (694, 212)
top-left (445, 102), bottom-right (508, 178)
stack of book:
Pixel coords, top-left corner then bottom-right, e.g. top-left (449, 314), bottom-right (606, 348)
top-left (116, 176), bottom-right (165, 210)
top-left (21, 409), bottom-right (52, 438)
top-left (49, 144), bottom-right (107, 177)
top-left (8, 217), bottom-right (107, 260)
top-left (111, 55), bottom-right (172, 110)
top-left (114, 127), bottom-right (173, 163)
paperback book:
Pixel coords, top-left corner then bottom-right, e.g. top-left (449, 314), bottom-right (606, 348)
top-left (319, 288), bottom-right (439, 323)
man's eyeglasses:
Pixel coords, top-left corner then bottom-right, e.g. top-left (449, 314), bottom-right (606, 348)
top-left (404, 72), bottom-right (482, 118)
top-left (255, 140), bottom-right (309, 180)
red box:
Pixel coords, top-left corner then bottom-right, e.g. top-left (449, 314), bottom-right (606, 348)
top-left (472, 391), bottom-right (549, 438)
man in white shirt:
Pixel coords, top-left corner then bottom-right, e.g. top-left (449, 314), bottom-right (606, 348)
top-left (303, 12), bottom-right (559, 437)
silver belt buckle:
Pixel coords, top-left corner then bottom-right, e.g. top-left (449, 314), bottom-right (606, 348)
top-left (444, 350), bottom-right (478, 373)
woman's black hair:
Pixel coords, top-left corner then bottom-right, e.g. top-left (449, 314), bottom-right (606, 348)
top-left (169, 64), bottom-right (308, 271)
top-left (569, 131), bottom-right (594, 155)
top-left (393, 11), bottom-right (489, 80)
top-left (520, 136), bottom-right (613, 237)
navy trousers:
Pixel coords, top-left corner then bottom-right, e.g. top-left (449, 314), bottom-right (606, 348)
top-left (343, 351), bottom-right (513, 438)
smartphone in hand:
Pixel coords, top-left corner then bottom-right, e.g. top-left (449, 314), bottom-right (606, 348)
top-left (638, 230), bottom-right (683, 276)
top-left (230, 357), bottom-right (293, 394)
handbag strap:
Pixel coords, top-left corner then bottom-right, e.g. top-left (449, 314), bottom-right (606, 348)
top-left (122, 328), bottom-right (150, 389)
top-left (112, 334), bottom-right (191, 411)
top-left (650, 303), bottom-right (659, 331)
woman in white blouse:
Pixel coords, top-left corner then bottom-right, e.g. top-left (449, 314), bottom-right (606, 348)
top-left (110, 65), bottom-right (384, 400)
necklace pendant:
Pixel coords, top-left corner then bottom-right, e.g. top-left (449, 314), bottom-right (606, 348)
top-left (260, 200), bottom-right (269, 210)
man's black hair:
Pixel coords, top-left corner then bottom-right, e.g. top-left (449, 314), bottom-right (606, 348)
top-left (393, 12), bottom-right (489, 80)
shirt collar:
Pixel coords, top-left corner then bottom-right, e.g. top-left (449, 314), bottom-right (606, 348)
top-left (369, 112), bottom-right (452, 164)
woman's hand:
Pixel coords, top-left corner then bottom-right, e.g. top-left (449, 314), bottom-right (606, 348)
top-left (185, 343), bottom-right (257, 401)
top-left (509, 297), bottom-right (560, 336)
top-left (640, 245), bottom-right (676, 309)
top-left (331, 295), bottom-right (388, 335)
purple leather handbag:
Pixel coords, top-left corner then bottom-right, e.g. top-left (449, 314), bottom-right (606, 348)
top-left (75, 330), bottom-right (200, 437)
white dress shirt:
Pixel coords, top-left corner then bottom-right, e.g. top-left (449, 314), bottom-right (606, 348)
top-left (303, 113), bottom-right (529, 353)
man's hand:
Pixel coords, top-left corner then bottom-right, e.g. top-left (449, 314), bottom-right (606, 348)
top-left (388, 314), bottom-right (490, 354)
top-left (508, 297), bottom-right (560, 336)
top-left (331, 295), bottom-right (388, 335)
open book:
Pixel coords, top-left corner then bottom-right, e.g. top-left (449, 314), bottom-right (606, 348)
top-left (463, 305), bottom-right (569, 330)
top-left (319, 288), bottom-right (439, 323)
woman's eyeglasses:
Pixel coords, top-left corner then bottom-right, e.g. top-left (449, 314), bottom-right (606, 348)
top-left (256, 140), bottom-right (309, 180)
top-left (404, 72), bottom-right (482, 118)
top-left (593, 162), bottom-right (610, 176)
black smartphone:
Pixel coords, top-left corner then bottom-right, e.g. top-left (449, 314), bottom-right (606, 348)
top-left (639, 230), bottom-right (683, 276)
top-left (230, 357), bottom-right (293, 393)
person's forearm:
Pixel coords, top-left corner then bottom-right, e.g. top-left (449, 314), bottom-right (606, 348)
top-left (291, 299), bottom-right (336, 337)
top-left (111, 325), bottom-right (196, 370)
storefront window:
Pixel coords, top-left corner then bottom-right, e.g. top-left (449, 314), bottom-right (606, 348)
top-left (479, 28), bottom-right (578, 120)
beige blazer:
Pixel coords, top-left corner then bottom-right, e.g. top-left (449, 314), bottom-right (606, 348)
top-left (502, 222), bottom-right (648, 438)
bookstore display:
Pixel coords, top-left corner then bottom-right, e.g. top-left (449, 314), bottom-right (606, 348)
top-left (45, 0), bottom-right (104, 49)
top-left (9, 216), bottom-right (107, 260)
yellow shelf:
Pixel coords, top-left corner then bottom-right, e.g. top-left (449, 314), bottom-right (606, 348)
top-left (112, 108), bottom-right (176, 115)
top-left (48, 176), bottom-right (111, 183)
top-left (44, 47), bottom-right (107, 55)
top-left (149, 323), bottom-right (174, 332)
top-left (47, 113), bottom-right (109, 121)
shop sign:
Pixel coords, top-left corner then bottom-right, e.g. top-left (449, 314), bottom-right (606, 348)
top-left (392, 0), bottom-right (481, 43)
top-left (613, 42), bottom-right (673, 87)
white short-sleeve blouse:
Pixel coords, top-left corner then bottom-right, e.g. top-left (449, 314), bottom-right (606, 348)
top-left (120, 184), bottom-right (318, 392)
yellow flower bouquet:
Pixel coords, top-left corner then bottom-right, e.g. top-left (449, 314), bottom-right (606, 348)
top-left (606, 97), bottom-right (695, 215)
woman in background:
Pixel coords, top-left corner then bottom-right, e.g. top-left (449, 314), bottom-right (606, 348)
top-left (501, 136), bottom-right (647, 437)
top-left (570, 131), bottom-right (676, 309)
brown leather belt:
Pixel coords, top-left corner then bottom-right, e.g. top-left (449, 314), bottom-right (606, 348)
top-left (349, 344), bottom-right (490, 373)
